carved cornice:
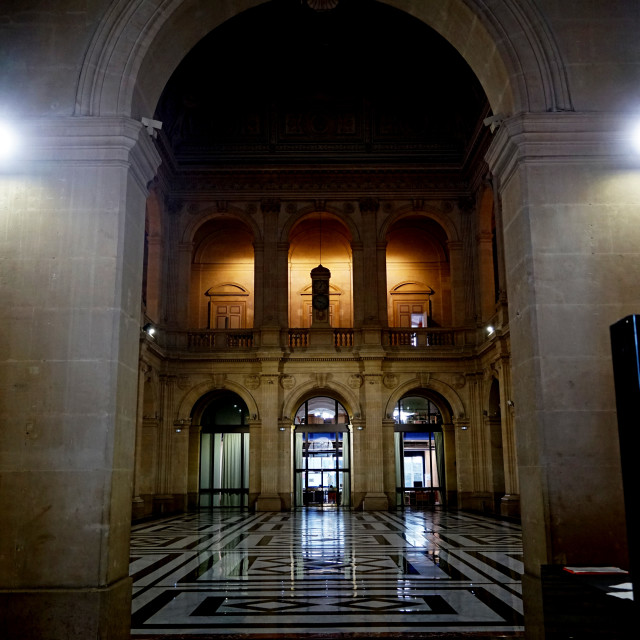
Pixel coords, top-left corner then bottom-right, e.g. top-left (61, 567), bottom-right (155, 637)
top-left (166, 168), bottom-right (470, 200)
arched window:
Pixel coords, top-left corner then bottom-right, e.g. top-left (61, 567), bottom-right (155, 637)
top-left (199, 391), bottom-right (250, 507)
top-left (394, 395), bottom-right (444, 508)
top-left (293, 397), bottom-right (351, 508)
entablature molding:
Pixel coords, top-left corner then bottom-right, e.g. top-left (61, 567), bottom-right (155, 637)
top-left (486, 112), bottom-right (640, 190)
top-left (164, 168), bottom-right (472, 200)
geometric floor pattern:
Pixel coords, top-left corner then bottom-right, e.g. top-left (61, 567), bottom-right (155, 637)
top-left (130, 508), bottom-right (524, 638)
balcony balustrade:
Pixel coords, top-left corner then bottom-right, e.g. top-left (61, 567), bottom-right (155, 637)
top-left (152, 326), bottom-right (480, 354)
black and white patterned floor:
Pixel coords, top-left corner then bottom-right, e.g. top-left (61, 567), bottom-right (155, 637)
top-left (130, 509), bottom-right (524, 638)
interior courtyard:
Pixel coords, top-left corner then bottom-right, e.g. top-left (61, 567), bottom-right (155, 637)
top-left (1, 1), bottom-right (639, 638)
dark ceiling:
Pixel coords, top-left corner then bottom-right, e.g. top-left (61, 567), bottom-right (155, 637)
top-left (155, 0), bottom-right (489, 169)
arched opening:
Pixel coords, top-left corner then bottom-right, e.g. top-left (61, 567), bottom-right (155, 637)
top-left (195, 390), bottom-right (251, 507)
top-left (288, 213), bottom-right (353, 328)
top-left (386, 216), bottom-right (452, 329)
top-left (393, 392), bottom-right (451, 509)
top-left (191, 218), bottom-right (255, 329)
top-left (293, 396), bottom-right (351, 508)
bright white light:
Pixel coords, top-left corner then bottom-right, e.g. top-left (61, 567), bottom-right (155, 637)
top-left (631, 123), bottom-right (640, 153)
top-left (486, 325), bottom-right (495, 335)
top-left (0, 121), bottom-right (18, 160)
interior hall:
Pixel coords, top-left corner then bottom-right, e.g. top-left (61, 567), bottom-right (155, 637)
top-left (1, 1), bottom-right (639, 639)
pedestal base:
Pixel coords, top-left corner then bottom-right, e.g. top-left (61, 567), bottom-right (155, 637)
top-left (0, 576), bottom-right (131, 640)
top-left (255, 494), bottom-right (283, 511)
top-left (362, 492), bottom-right (390, 510)
top-left (500, 493), bottom-right (521, 517)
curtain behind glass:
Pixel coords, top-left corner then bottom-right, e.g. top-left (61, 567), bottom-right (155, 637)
top-left (341, 432), bottom-right (350, 507)
top-left (435, 431), bottom-right (445, 503)
top-left (222, 433), bottom-right (242, 506)
top-left (394, 432), bottom-right (403, 507)
top-left (295, 432), bottom-right (303, 506)
top-left (243, 434), bottom-right (250, 507)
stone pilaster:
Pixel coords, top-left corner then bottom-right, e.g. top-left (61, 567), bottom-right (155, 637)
top-left (357, 198), bottom-right (384, 328)
top-left (255, 372), bottom-right (282, 510)
top-left (495, 355), bottom-right (520, 516)
top-left (0, 116), bottom-right (161, 639)
top-left (360, 369), bottom-right (390, 510)
top-left (448, 240), bottom-right (465, 326)
top-left (486, 112), bottom-right (635, 638)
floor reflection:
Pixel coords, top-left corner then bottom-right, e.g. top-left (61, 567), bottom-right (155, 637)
top-left (130, 508), bottom-right (524, 637)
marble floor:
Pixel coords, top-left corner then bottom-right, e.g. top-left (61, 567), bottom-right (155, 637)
top-left (130, 508), bottom-right (524, 639)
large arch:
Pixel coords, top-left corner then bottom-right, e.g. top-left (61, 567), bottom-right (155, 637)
top-left (281, 205), bottom-right (361, 247)
top-left (182, 206), bottom-right (263, 246)
top-left (384, 376), bottom-right (466, 421)
top-left (176, 379), bottom-right (260, 422)
top-left (282, 380), bottom-right (363, 423)
top-left (75, 0), bottom-right (571, 120)
top-left (380, 204), bottom-right (461, 245)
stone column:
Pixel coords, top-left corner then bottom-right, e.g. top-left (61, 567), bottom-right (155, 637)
top-left (132, 357), bottom-right (151, 521)
top-left (452, 415), bottom-right (473, 508)
top-left (162, 202), bottom-right (187, 328)
top-left (448, 240), bottom-right (465, 326)
top-left (382, 417), bottom-right (397, 507)
top-left (255, 372), bottom-right (282, 510)
top-left (486, 113), bottom-right (634, 639)
top-left (277, 241), bottom-right (290, 329)
top-left (356, 199), bottom-right (384, 333)
top-left (495, 354), bottom-right (520, 516)
top-left (0, 116), bottom-right (160, 639)
top-left (477, 230), bottom-right (496, 323)
top-left (278, 417), bottom-right (294, 510)
top-left (252, 240), bottom-right (264, 328)
top-left (441, 422), bottom-right (457, 506)
top-left (145, 233), bottom-right (164, 322)
top-left (187, 423), bottom-right (202, 509)
top-left (175, 240), bottom-right (193, 328)
top-left (248, 415), bottom-right (262, 508)
top-left (467, 372), bottom-right (493, 511)
top-left (259, 200), bottom-right (282, 347)
top-left (360, 370), bottom-right (389, 510)
top-left (351, 241), bottom-right (365, 328)
top-left (376, 240), bottom-right (389, 327)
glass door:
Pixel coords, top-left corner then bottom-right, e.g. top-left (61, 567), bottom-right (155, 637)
top-left (394, 395), bottom-right (444, 508)
top-left (295, 432), bottom-right (350, 507)
top-left (293, 397), bottom-right (351, 508)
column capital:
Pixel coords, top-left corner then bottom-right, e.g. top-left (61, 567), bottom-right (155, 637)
top-left (18, 115), bottom-right (161, 192)
top-left (486, 111), bottom-right (640, 189)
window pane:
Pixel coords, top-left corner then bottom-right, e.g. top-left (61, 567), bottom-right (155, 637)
top-left (307, 397), bottom-right (336, 424)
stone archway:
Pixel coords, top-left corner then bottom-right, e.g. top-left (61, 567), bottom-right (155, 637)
top-left (76, 0), bottom-right (571, 119)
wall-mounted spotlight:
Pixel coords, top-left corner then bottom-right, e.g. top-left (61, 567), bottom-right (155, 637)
top-left (142, 323), bottom-right (156, 337)
top-left (483, 113), bottom-right (505, 133)
top-left (486, 325), bottom-right (495, 336)
top-left (141, 117), bottom-right (162, 139)
top-left (279, 426), bottom-right (286, 431)
top-left (507, 400), bottom-right (515, 407)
